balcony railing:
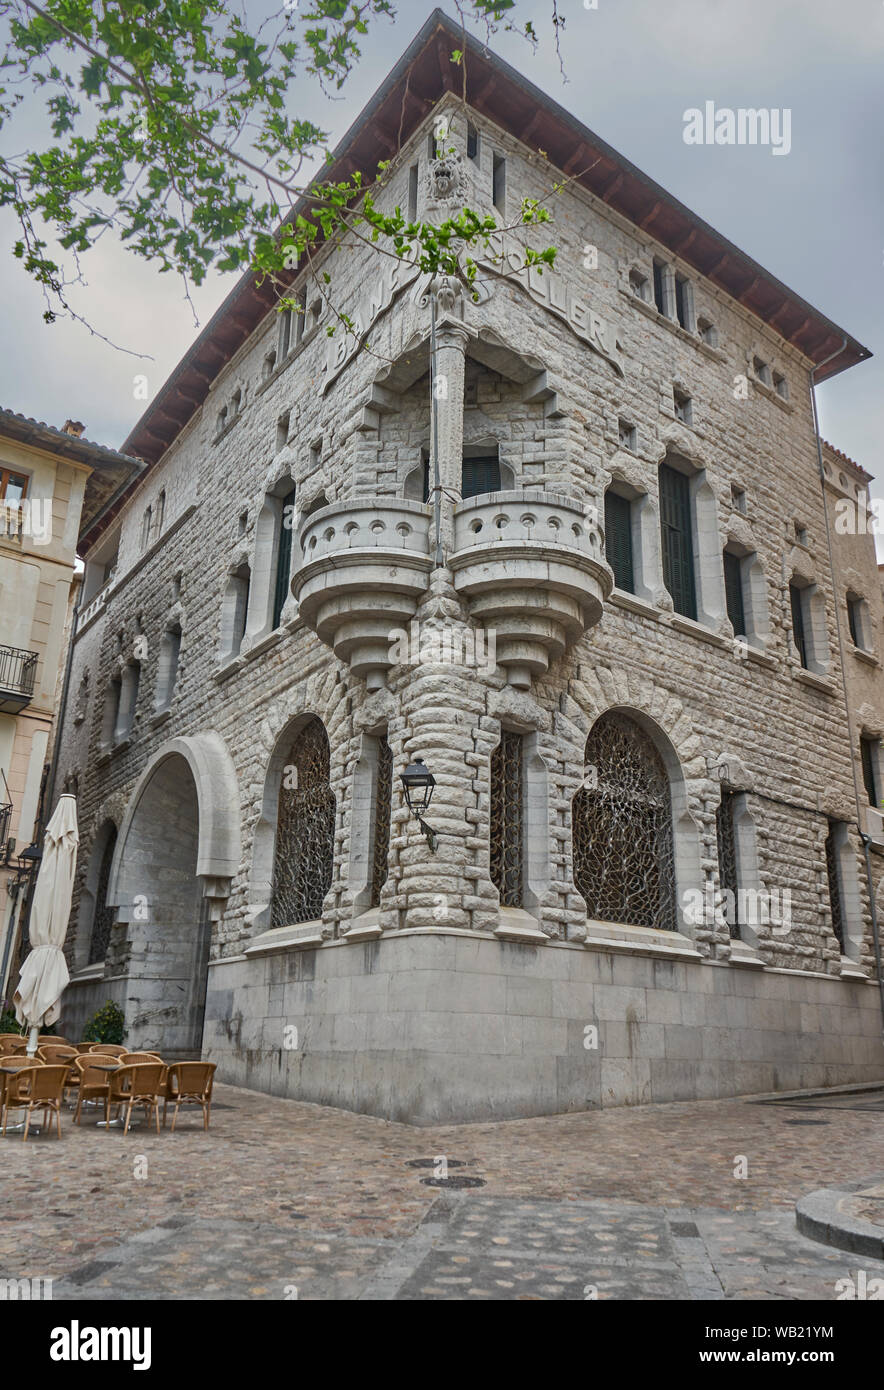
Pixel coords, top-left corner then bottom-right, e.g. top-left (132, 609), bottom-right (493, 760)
top-left (0, 645), bottom-right (38, 713)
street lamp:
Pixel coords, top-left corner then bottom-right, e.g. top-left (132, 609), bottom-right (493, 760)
top-left (400, 757), bottom-right (438, 852)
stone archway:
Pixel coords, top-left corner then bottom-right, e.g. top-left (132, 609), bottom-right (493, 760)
top-left (108, 734), bottom-right (240, 1055)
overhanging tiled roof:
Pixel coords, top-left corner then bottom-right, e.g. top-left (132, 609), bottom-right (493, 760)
top-left (0, 406), bottom-right (144, 538)
top-left (118, 7), bottom-right (871, 494)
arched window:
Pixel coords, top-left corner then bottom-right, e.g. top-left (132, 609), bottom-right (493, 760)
top-left (140, 505), bottom-right (152, 551)
top-left (490, 730), bottom-right (523, 907)
top-left (155, 489), bottom-right (166, 536)
top-left (89, 824), bottom-right (118, 963)
top-left (573, 712), bottom-right (676, 930)
top-left (271, 717), bottom-right (335, 926)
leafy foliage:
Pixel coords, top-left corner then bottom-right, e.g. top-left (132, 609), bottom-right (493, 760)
top-left (0, 0), bottom-right (563, 340)
top-left (81, 999), bottom-right (126, 1044)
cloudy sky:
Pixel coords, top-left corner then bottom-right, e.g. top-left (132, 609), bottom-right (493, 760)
top-left (2, 0), bottom-right (881, 510)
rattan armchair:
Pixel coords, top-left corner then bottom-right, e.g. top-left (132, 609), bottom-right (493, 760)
top-left (73, 1054), bottom-right (116, 1124)
top-left (88, 1043), bottom-right (128, 1057)
top-left (1, 1064), bottom-right (66, 1140)
top-left (107, 1062), bottom-right (167, 1136)
top-left (163, 1062), bottom-right (217, 1132)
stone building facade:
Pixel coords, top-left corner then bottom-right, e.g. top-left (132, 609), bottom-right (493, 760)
top-left (51, 13), bottom-right (883, 1121)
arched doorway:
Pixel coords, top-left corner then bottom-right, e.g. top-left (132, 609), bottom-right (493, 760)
top-left (109, 734), bottom-right (240, 1056)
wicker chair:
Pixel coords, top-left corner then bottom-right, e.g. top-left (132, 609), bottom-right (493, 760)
top-left (38, 1035), bottom-right (71, 1046)
top-left (0, 1037), bottom-right (27, 1056)
top-left (120, 1052), bottom-right (163, 1065)
top-left (0, 1055), bottom-right (43, 1122)
top-left (1, 1064), bottom-right (66, 1140)
top-left (163, 1062), bottom-right (217, 1132)
top-left (37, 1046), bottom-right (79, 1104)
top-left (73, 1054), bottom-right (117, 1125)
top-left (88, 1044), bottom-right (128, 1057)
top-left (107, 1063), bottom-right (167, 1136)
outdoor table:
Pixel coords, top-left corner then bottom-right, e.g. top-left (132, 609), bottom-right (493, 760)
top-left (91, 1062), bottom-right (143, 1129)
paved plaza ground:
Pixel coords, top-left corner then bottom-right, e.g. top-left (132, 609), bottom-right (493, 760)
top-left (3, 1082), bottom-right (884, 1300)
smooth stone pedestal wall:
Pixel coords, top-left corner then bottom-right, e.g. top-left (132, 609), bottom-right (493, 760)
top-left (195, 931), bottom-right (884, 1125)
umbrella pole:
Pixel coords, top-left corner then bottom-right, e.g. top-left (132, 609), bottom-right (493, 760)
top-left (26, 1024), bottom-right (39, 1057)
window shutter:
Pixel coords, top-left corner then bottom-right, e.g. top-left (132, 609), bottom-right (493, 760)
top-left (604, 492), bottom-right (634, 593)
top-left (723, 551), bottom-right (746, 636)
top-left (461, 456), bottom-right (501, 499)
top-left (659, 464), bottom-right (696, 619)
top-left (861, 737), bottom-right (877, 808)
top-left (272, 488), bottom-right (296, 630)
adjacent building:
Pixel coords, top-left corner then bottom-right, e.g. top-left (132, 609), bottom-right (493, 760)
top-left (0, 411), bottom-right (141, 996)
top-left (50, 11), bottom-right (883, 1121)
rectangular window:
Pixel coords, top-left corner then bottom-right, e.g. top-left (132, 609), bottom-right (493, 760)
top-left (294, 285), bottom-right (307, 346)
top-left (824, 821), bottom-right (845, 949)
top-left (407, 163), bottom-right (418, 221)
top-left (723, 551), bottom-right (746, 637)
top-left (673, 387), bottom-right (692, 426)
top-left (652, 261), bottom-right (666, 314)
top-left (278, 308), bottom-right (292, 361)
top-left (861, 735), bottom-right (878, 808)
top-left (490, 730), bottom-right (523, 908)
top-left (716, 789), bottom-right (740, 940)
top-left (0, 467), bottom-right (28, 502)
top-left (675, 275), bottom-right (689, 329)
top-left (847, 596), bottom-right (862, 647)
top-left (276, 412), bottom-right (290, 453)
top-left (789, 582), bottom-right (808, 668)
top-left (272, 488), bottom-right (296, 630)
top-left (492, 154), bottom-right (506, 214)
top-left (659, 464), bottom-right (696, 620)
top-left (467, 122), bottom-right (479, 163)
top-left (618, 419), bottom-right (636, 450)
top-left (604, 491), bottom-right (634, 594)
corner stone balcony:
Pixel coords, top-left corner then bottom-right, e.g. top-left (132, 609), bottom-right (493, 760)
top-left (449, 490), bottom-right (613, 687)
top-left (293, 499), bottom-right (432, 688)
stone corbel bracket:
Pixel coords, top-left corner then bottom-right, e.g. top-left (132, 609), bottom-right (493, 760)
top-left (522, 370), bottom-right (564, 419)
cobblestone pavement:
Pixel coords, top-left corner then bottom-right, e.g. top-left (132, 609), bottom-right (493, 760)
top-left (3, 1083), bottom-right (883, 1300)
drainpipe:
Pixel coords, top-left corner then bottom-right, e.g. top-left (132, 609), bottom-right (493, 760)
top-left (809, 338), bottom-right (884, 1038)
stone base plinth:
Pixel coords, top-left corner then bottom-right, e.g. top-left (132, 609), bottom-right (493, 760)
top-left (195, 931), bottom-right (884, 1125)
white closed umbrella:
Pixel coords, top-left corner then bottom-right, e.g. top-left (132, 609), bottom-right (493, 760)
top-left (13, 794), bottom-right (78, 1056)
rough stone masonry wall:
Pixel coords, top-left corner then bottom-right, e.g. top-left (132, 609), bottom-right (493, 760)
top-left (51, 97), bottom-right (883, 1103)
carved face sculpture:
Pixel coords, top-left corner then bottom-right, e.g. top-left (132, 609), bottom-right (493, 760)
top-left (432, 159), bottom-right (458, 198)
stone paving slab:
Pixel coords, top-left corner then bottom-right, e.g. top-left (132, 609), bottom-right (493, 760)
top-left (36, 1195), bottom-right (884, 1302)
top-left (2, 1083), bottom-right (883, 1300)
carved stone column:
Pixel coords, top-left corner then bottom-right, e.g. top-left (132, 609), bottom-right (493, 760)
top-left (430, 309), bottom-right (473, 557)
